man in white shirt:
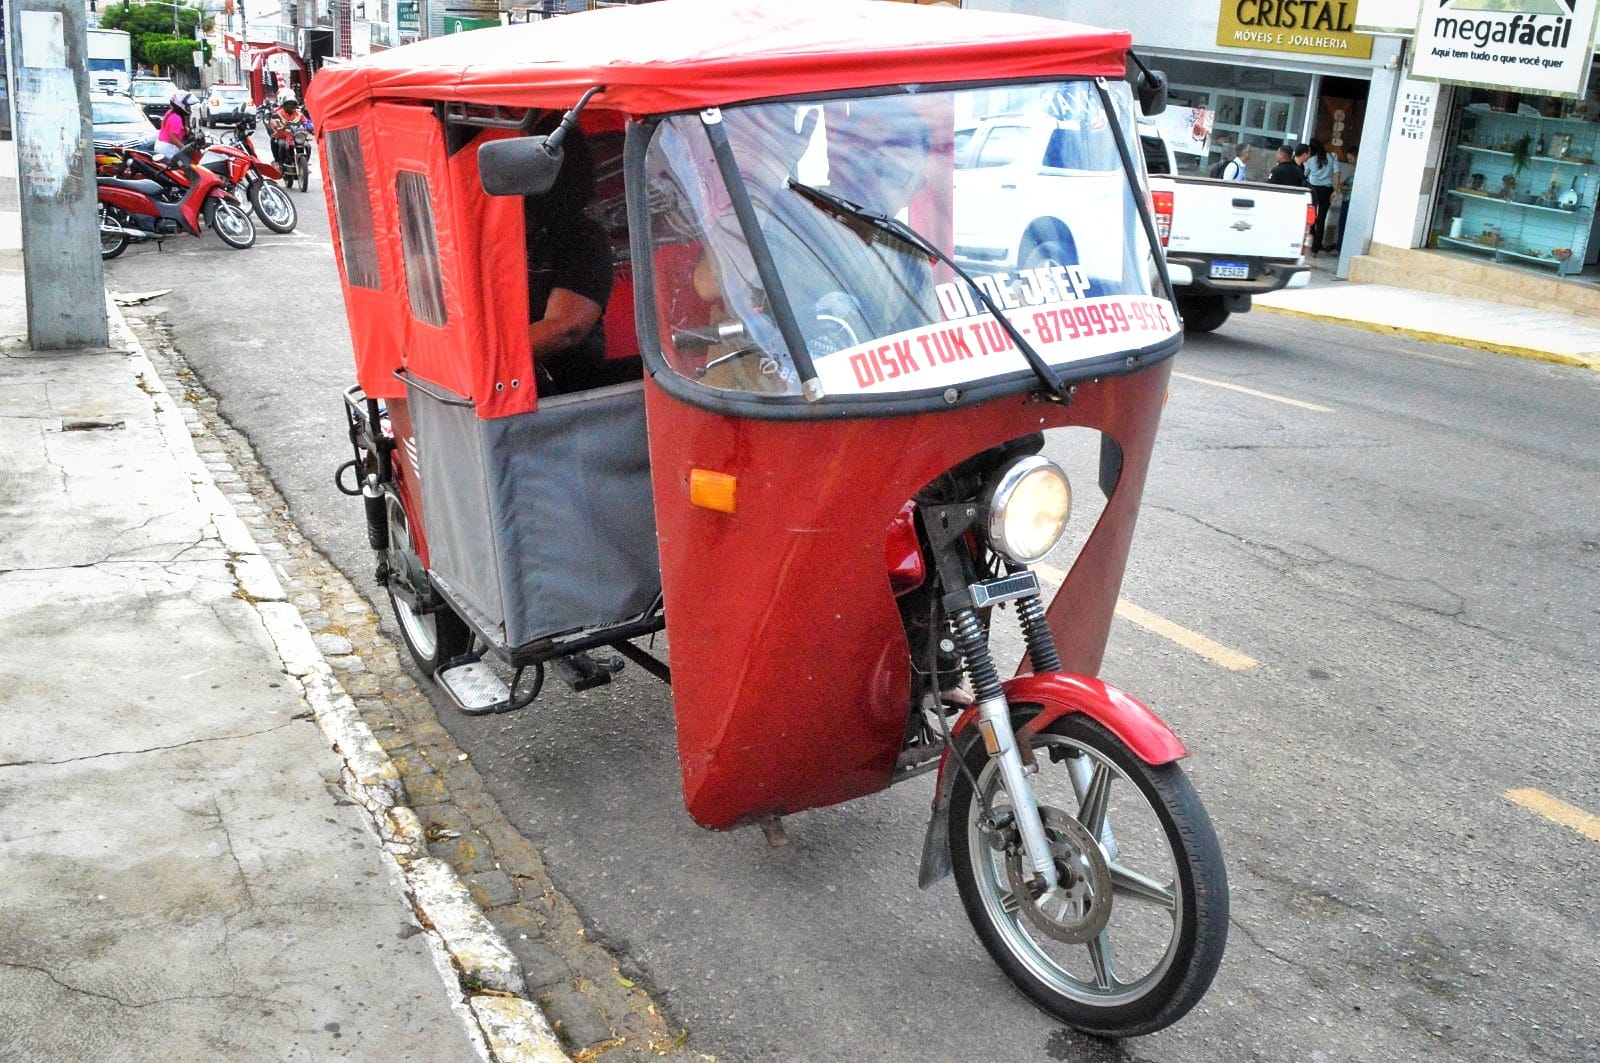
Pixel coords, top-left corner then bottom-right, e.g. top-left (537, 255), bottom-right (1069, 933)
top-left (1223, 144), bottom-right (1252, 181)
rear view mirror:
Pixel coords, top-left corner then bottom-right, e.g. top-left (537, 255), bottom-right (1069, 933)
top-left (1136, 68), bottom-right (1169, 117)
top-left (478, 135), bottom-right (564, 196)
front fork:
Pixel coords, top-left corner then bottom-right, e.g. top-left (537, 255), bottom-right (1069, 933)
top-left (924, 503), bottom-right (1062, 891)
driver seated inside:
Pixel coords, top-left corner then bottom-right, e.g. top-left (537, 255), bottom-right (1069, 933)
top-left (524, 126), bottom-right (638, 396)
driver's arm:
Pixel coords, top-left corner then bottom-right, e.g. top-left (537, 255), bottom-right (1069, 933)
top-left (530, 287), bottom-right (604, 360)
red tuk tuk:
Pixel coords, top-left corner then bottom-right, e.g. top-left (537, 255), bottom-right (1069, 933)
top-left (311, 0), bottom-right (1225, 1036)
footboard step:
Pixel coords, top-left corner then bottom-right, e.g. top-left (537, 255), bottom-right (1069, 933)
top-left (437, 661), bottom-right (512, 716)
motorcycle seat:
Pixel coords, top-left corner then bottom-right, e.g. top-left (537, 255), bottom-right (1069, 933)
top-left (100, 177), bottom-right (167, 197)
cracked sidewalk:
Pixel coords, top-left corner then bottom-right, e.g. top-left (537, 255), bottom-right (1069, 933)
top-left (0, 251), bottom-right (556, 1060)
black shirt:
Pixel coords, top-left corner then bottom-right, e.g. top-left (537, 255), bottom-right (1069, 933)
top-left (1268, 161), bottom-right (1306, 187)
top-left (527, 214), bottom-right (617, 394)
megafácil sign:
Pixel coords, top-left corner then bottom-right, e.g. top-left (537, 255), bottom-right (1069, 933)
top-left (1412, 0), bottom-right (1600, 97)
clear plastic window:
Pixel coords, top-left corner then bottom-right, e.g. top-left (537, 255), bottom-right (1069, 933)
top-left (644, 81), bottom-right (1175, 401)
top-left (395, 169), bottom-right (447, 327)
top-left (325, 127), bottom-right (381, 291)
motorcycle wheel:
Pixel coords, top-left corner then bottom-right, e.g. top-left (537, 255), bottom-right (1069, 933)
top-left (248, 179), bottom-right (297, 233)
top-left (99, 205), bottom-right (130, 260)
top-left (206, 199), bottom-right (257, 250)
top-left (298, 157), bottom-right (309, 193)
top-left (385, 494), bottom-right (472, 676)
top-left (948, 712), bottom-right (1228, 1038)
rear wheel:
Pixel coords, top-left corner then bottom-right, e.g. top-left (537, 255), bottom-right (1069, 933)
top-left (99, 205), bottom-right (130, 260)
top-left (949, 712), bottom-right (1228, 1038)
top-left (1177, 294), bottom-right (1230, 333)
top-left (385, 494), bottom-right (472, 676)
top-left (248, 179), bottom-right (297, 233)
top-left (206, 199), bottom-right (257, 249)
top-left (1020, 224), bottom-right (1078, 271)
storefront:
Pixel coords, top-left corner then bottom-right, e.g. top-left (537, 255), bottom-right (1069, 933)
top-left (1427, 81), bottom-right (1600, 277)
top-left (1355, 0), bottom-right (1600, 292)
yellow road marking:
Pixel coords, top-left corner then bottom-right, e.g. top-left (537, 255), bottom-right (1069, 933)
top-left (1504, 789), bottom-right (1600, 843)
top-left (1034, 563), bottom-right (1258, 672)
top-left (1172, 370), bottom-right (1336, 413)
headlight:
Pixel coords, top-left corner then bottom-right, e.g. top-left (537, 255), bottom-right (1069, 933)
top-left (982, 455), bottom-right (1071, 565)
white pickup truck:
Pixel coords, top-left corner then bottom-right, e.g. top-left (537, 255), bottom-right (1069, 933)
top-left (1140, 129), bottom-right (1313, 332)
top-left (951, 112), bottom-right (1311, 333)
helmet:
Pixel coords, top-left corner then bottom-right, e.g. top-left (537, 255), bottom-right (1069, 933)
top-left (281, 97), bottom-right (301, 112)
top-left (170, 90), bottom-right (197, 114)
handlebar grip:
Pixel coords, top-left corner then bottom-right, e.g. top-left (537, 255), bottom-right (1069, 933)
top-left (671, 321), bottom-right (747, 350)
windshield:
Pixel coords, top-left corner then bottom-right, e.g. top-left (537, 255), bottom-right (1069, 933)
top-left (132, 81), bottom-right (175, 100)
top-left (92, 99), bottom-right (148, 125)
top-left (643, 81), bottom-right (1176, 403)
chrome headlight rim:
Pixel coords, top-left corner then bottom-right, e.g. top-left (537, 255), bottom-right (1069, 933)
top-left (982, 454), bottom-right (1072, 566)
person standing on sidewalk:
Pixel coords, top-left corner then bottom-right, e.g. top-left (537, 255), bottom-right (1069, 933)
top-left (1221, 143), bottom-right (1252, 181)
top-left (1305, 138), bottom-right (1341, 254)
top-left (1268, 144), bottom-right (1304, 186)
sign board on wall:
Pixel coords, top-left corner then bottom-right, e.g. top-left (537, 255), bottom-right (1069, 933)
top-left (1354, 0), bottom-right (1423, 34)
top-left (1216, 0), bottom-right (1376, 59)
top-left (1411, 0), bottom-right (1600, 98)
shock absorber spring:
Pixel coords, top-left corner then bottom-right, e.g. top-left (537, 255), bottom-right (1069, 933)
top-left (948, 608), bottom-right (1003, 703)
top-left (1016, 593), bottom-right (1062, 674)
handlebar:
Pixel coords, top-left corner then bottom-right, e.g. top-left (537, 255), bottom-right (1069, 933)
top-left (671, 321), bottom-right (748, 350)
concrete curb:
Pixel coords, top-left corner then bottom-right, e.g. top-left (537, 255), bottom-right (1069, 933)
top-left (1253, 300), bottom-right (1600, 370)
top-left (106, 296), bottom-right (571, 1063)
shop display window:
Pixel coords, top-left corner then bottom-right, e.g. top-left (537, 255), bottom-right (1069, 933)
top-left (1433, 90), bottom-right (1600, 277)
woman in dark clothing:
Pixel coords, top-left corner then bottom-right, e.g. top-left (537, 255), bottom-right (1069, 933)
top-left (1303, 138), bottom-right (1342, 254)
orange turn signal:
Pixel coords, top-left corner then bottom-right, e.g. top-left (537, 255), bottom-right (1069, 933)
top-left (688, 468), bottom-right (737, 513)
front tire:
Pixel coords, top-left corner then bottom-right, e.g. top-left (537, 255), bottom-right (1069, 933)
top-left (385, 494), bottom-right (472, 676)
top-left (1177, 294), bottom-right (1230, 333)
top-left (949, 712), bottom-right (1228, 1038)
top-left (248, 178), bottom-right (297, 233)
top-left (297, 155), bottom-right (310, 192)
top-left (206, 199), bottom-right (257, 249)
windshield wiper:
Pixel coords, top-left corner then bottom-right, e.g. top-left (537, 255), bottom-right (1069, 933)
top-left (787, 178), bottom-right (1069, 402)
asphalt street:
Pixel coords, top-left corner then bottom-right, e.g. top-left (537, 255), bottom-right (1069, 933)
top-left (103, 153), bottom-right (1600, 1062)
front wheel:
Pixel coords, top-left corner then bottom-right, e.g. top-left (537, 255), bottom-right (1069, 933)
top-left (248, 178), bottom-right (297, 233)
top-left (385, 494), bottom-right (472, 676)
top-left (297, 154), bottom-right (310, 192)
top-left (206, 199), bottom-right (257, 249)
top-left (949, 712), bottom-right (1228, 1038)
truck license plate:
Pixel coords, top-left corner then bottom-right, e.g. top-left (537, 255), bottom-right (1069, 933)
top-left (1209, 261), bottom-right (1250, 280)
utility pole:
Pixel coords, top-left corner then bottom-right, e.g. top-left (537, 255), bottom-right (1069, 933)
top-left (4, 0), bottom-right (109, 349)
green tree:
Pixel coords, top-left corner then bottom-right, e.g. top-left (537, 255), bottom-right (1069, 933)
top-left (99, 2), bottom-right (212, 84)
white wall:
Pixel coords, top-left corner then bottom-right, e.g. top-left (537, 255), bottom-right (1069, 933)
top-left (1371, 77), bottom-right (1447, 248)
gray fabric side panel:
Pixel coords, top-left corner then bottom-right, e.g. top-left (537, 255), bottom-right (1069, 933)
top-left (483, 385), bottom-right (661, 647)
top-left (407, 382), bottom-right (508, 641)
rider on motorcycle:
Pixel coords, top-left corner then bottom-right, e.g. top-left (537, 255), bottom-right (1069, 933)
top-left (266, 97), bottom-right (312, 169)
top-left (155, 91), bottom-right (199, 162)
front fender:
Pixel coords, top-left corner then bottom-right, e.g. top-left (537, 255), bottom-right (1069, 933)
top-left (916, 671), bottom-right (1186, 888)
top-left (1005, 672), bottom-right (1187, 765)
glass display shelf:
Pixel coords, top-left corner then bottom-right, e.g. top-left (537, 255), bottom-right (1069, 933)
top-left (1456, 144), bottom-right (1592, 167)
top-left (1445, 189), bottom-right (1587, 216)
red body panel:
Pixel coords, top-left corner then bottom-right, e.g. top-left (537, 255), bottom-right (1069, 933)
top-left (1006, 672), bottom-right (1188, 765)
top-left (645, 359), bottom-right (1173, 830)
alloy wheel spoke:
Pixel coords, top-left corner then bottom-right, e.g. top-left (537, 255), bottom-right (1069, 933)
top-left (1087, 931), bottom-right (1119, 991)
top-left (1109, 862), bottom-right (1176, 912)
top-left (1077, 761), bottom-right (1113, 839)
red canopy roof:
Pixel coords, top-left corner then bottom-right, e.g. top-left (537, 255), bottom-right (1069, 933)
top-left (306, 0), bottom-right (1131, 125)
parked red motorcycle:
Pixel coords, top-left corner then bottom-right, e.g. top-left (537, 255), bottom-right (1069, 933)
top-left (199, 129), bottom-right (297, 234)
top-left (97, 142), bottom-right (256, 258)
